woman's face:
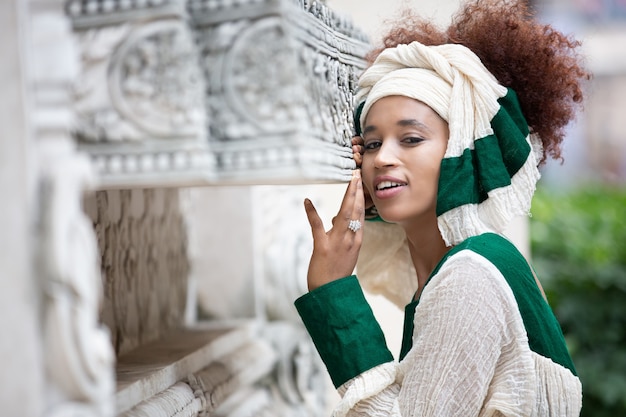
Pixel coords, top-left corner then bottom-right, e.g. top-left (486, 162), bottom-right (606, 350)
top-left (361, 95), bottom-right (449, 226)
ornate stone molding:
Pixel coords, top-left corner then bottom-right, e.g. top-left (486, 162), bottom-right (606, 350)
top-left (189, 0), bottom-right (368, 184)
top-left (67, 0), bottom-right (369, 188)
top-left (67, 0), bottom-right (213, 188)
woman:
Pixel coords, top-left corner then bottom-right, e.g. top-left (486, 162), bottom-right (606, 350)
top-left (294, 0), bottom-right (589, 416)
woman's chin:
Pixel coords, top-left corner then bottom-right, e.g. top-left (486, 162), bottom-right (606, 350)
top-left (374, 211), bottom-right (402, 225)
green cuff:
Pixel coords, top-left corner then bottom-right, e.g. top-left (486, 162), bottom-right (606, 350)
top-left (294, 275), bottom-right (394, 388)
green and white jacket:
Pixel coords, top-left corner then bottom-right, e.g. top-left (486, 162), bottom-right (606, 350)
top-left (295, 233), bottom-right (582, 416)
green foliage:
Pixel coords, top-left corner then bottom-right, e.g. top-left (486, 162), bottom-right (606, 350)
top-left (530, 185), bottom-right (626, 417)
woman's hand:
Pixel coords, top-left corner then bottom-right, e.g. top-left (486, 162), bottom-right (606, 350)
top-left (351, 135), bottom-right (364, 167)
top-left (304, 170), bottom-right (365, 291)
top-left (351, 135), bottom-right (375, 213)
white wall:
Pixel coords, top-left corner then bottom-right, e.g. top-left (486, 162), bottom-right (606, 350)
top-left (327, 0), bottom-right (461, 43)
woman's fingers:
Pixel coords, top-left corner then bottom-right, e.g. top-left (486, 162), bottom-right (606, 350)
top-left (337, 170), bottom-right (360, 230)
top-left (352, 136), bottom-right (364, 167)
top-left (363, 183), bottom-right (374, 210)
top-left (349, 138), bottom-right (372, 210)
top-left (303, 198), bottom-right (324, 241)
top-left (352, 172), bottom-right (365, 225)
top-left (303, 170), bottom-right (365, 290)
top-left (351, 136), bottom-right (364, 146)
top-left (345, 171), bottom-right (365, 237)
top-left (305, 170), bottom-right (361, 239)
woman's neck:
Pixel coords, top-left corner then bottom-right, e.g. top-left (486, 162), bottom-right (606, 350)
top-left (405, 221), bottom-right (450, 299)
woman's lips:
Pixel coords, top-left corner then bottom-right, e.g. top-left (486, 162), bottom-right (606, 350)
top-left (375, 185), bottom-right (406, 199)
top-left (373, 179), bottom-right (407, 199)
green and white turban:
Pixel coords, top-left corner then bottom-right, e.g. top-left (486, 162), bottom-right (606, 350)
top-left (354, 41), bottom-right (542, 307)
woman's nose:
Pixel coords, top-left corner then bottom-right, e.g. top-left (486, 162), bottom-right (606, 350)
top-left (374, 140), bottom-right (400, 168)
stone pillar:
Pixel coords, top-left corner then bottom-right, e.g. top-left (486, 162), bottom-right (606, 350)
top-left (0, 1), bottom-right (45, 415)
top-left (2, 0), bottom-right (117, 416)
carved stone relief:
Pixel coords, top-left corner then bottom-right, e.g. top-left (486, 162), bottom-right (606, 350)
top-left (73, 19), bottom-right (204, 143)
top-left (41, 157), bottom-right (116, 417)
top-left (84, 188), bottom-right (190, 356)
top-left (258, 322), bottom-right (331, 417)
top-left (66, 0), bottom-right (368, 188)
top-left (67, 0), bottom-right (213, 188)
top-left (189, 0), bottom-right (368, 184)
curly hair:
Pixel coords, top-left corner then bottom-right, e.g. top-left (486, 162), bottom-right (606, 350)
top-left (367, 0), bottom-right (591, 164)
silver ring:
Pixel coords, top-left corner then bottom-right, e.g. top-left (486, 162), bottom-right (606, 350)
top-left (348, 219), bottom-right (362, 233)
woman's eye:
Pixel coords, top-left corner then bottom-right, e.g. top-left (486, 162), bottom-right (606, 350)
top-left (403, 137), bottom-right (424, 144)
top-left (363, 141), bottom-right (382, 151)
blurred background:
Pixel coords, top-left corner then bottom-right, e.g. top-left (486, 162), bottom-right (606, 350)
top-left (325, 0), bottom-right (626, 415)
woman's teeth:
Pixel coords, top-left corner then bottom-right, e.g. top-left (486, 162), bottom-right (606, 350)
top-left (377, 181), bottom-right (404, 190)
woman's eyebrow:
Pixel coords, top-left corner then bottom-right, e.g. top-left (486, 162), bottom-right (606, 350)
top-left (398, 119), bottom-right (431, 132)
top-left (363, 119), bottom-right (430, 135)
top-left (362, 125), bottom-right (377, 135)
